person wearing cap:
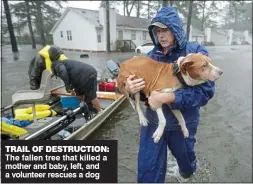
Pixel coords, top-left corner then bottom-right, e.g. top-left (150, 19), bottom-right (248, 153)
top-left (28, 45), bottom-right (67, 90)
top-left (124, 7), bottom-right (215, 182)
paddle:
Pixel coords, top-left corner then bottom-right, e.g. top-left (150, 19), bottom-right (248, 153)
top-left (51, 89), bottom-right (121, 100)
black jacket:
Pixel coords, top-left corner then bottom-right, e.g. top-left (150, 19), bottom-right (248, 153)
top-left (28, 45), bottom-right (64, 90)
top-left (52, 59), bottom-right (97, 92)
top-left (28, 54), bottom-right (46, 90)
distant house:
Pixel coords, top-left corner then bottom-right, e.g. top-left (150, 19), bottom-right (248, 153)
top-left (233, 30), bottom-right (252, 44)
top-left (183, 25), bottom-right (205, 44)
top-left (204, 28), bottom-right (230, 46)
top-left (2, 23), bottom-right (34, 44)
top-left (50, 6), bottom-right (252, 52)
top-left (50, 7), bottom-right (212, 52)
top-left (49, 7), bottom-right (152, 52)
top-left (204, 28), bottom-right (252, 45)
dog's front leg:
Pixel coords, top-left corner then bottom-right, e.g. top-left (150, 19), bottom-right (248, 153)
top-left (128, 95), bottom-right (136, 110)
top-left (134, 92), bottom-right (148, 126)
top-left (152, 108), bottom-right (166, 143)
top-left (170, 109), bottom-right (189, 138)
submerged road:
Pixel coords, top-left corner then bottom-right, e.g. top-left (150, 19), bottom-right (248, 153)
top-left (1, 44), bottom-right (252, 182)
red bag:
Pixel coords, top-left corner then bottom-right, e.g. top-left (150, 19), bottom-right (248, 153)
top-left (98, 82), bottom-right (116, 92)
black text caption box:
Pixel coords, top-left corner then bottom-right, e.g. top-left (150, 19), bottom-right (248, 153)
top-left (1, 140), bottom-right (118, 183)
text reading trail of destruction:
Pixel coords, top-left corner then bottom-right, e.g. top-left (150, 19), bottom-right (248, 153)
top-left (4, 145), bottom-right (110, 180)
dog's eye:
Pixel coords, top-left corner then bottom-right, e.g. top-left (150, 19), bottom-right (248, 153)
top-left (202, 63), bottom-right (208, 68)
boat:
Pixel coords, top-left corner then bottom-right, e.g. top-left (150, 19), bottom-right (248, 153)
top-left (1, 60), bottom-right (125, 140)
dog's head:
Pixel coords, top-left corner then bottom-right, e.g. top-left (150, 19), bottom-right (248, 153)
top-left (178, 53), bottom-right (223, 86)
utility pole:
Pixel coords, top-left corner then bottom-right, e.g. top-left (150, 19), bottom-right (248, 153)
top-left (106, 1), bottom-right (111, 53)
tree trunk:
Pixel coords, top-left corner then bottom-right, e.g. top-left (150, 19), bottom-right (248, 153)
top-left (127, 1), bottom-right (136, 16)
top-left (147, 0), bottom-right (150, 19)
top-left (35, 1), bottom-right (46, 46)
top-left (123, 1), bottom-right (126, 16)
top-left (186, 1), bottom-right (193, 40)
top-left (136, 0), bottom-right (140, 18)
top-left (201, 1), bottom-right (206, 31)
top-left (3, 0), bottom-right (18, 53)
top-left (25, 0), bottom-right (36, 49)
top-left (169, 0), bottom-right (173, 6)
top-left (106, 1), bottom-right (110, 53)
top-left (162, 0), bottom-right (168, 7)
top-left (234, 7), bottom-right (238, 25)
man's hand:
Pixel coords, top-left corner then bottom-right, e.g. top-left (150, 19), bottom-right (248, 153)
top-left (71, 89), bottom-right (76, 96)
top-left (125, 75), bottom-right (145, 94)
top-left (148, 91), bottom-right (175, 110)
top-left (77, 95), bottom-right (85, 101)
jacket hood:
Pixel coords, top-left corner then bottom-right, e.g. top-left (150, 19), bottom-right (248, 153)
top-left (48, 45), bottom-right (64, 61)
top-left (148, 7), bottom-right (187, 50)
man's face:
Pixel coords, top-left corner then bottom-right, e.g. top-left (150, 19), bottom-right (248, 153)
top-left (156, 27), bottom-right (175, 48)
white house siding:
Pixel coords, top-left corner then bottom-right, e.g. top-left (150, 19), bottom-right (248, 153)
top-left (246, 35), bottom-right (252, 44)
top-left (109, 9), bottom-right (117, 50)
top-left (99, 8), bottom-right (117, 51)
top-left (211, 30), bottom-right (229, 46)
top-left (96, 28), bottom-right (104, 51)
top-left (116, 28), bottom-right (151, 47)
top-left (192, 36), bottom-right (205, 44)
top-left (52, 9), bottom-right (97, 51)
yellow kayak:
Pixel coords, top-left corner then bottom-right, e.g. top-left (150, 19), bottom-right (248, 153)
top-left (1, 121), bottom-right (28, 136)
top-left (14, 104), bottom-right (57, 121)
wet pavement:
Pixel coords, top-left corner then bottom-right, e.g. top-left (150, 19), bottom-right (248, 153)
top-left (1, 44), bottom-right (252, 182)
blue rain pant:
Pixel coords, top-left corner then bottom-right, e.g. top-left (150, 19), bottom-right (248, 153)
top-left (137, 124), bottom-right (197, 183)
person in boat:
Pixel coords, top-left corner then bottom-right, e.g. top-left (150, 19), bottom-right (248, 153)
top-left (51, 59), bottom-right (102, 114)
top-left (28, 45), bottom-right (68, 90)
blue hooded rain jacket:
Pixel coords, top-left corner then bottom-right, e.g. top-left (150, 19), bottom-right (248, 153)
top-left (144, 7), bottom-right (215, 131)
top-left (137, 7), bottom-right (216, 183)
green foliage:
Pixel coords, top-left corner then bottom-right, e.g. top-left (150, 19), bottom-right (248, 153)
top-left (202, 41), bottom-right (215, 46)
top-left (222, 1), bottom-right (252, 32)
top-left (7, 1), bottom-right (66, 36)
top-left (115, 40), bottom-right (123, 51)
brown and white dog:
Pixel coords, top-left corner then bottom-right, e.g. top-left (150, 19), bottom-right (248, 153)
top-left (117, 53), bottom-right (223, 143)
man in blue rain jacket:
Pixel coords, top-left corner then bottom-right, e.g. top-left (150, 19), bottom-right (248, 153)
top-left (124, 7), bottom-right (215, 183)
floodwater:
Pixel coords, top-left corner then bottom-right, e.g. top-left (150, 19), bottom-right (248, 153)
top-left (1, 44), bottom-right (252, 182)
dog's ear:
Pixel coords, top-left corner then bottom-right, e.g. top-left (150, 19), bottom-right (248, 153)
top-left (177, 56), bottom-right (185, 63)
top-left (204, 55), bottom-right (211, 63)
top-left (180, 58), bottom-right (194, 75)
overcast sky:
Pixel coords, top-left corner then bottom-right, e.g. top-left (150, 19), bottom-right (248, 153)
top-left (63, 1), bottom-right (225, 24)
top-left (64, 1), bottom-right (101, 11)
top-left (5, 1), bottom-right (237, 17)
top-left (62, 1), bottom-right (229, 21)
top-left (63, 1), bottom-right (128, 16)
top-left (6, 1), bottom-right (252, 26)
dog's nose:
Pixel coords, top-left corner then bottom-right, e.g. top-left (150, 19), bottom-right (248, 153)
top-left (219, 69), bottom-right (223, 75)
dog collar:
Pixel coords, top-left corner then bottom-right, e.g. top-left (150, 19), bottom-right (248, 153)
top-left (173, 62), bottom-right (189, 86)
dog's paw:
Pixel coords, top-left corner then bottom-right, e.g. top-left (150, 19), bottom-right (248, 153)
top-left (139, 116), bottom-right (148, 126)
top-left (152, 127), bottom-right (164, 143)
top-left (182, 127), bottom-right (189, 138)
